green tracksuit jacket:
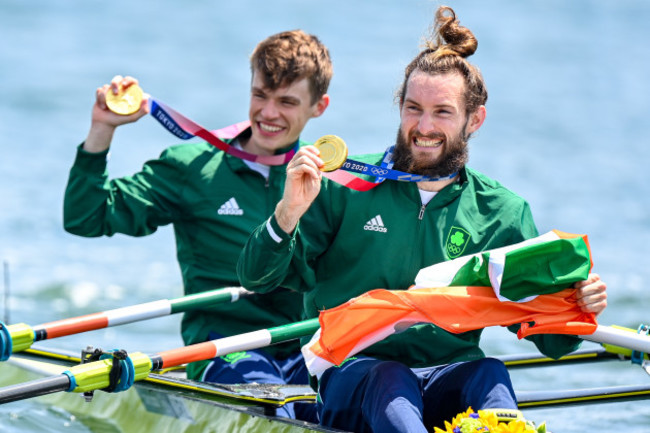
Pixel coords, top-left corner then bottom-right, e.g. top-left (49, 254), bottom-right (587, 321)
top-left (64, 132), bottom-right (305, 379)
top-left (238, 154), bottom-right (583, 368)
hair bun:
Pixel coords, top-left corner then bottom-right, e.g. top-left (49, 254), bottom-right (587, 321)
top-left (427, 6), bottom-right (478, 59)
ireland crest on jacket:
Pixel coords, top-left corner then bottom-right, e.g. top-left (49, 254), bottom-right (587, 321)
top-left (446, 226), bottom-right (471, 259)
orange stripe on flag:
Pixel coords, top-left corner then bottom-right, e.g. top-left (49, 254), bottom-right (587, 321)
top-left (309, 286), bottom-right (597, 368)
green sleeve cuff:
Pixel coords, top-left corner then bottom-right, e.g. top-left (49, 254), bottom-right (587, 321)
top-left (72, 142), bottom-right (109, 173)
top-left (264, 214), bottom-right (295, 246)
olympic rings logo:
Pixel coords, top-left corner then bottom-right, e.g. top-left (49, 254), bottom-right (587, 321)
top-left (371, 167), bottom-right (389, 176)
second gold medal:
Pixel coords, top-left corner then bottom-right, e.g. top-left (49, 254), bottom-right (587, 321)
top-left (314, 135), bottom-right (348, 172)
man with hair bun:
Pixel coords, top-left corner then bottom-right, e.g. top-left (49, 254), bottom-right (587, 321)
top-left (239, 6), bottom-right (607, 432)
top-left (64, 30), bottom-right (332, 421)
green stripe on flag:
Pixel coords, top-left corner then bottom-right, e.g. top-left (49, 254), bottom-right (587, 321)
top-left (445, 235), bottom-right (591, 302)
top-left (500, 236), bottom-right (591, 301)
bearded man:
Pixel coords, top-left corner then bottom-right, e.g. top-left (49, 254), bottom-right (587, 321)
top-left (238, 6), bottom-right (606, 433)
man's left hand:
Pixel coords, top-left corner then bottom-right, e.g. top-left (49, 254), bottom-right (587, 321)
top-left (574, 273), bottom-right (607, 316)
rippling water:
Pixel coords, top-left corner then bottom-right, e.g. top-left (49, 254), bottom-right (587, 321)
top-left (1, 0), bottom-right (649, 431)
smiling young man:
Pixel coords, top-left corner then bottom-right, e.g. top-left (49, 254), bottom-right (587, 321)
top-left (63, 30), bottom-right (331, 421)
top-left (391, 71), bottom-right (484, 186)
top-left (238, 8), bottom-right (607, 432)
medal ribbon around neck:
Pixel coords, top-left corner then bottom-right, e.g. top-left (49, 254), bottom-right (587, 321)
top-left (106, 85), bottom-right (453, 186)
top-left (317, 136), bottom-right (458, 191)
top-left (148, 99), bottom-right (298, 165)
top-left (147, 100), bottom-right (456, 189)
top-left (105, 84), bottom-right (294, 164)
top-left (148, 103), bottom-right (455, 190)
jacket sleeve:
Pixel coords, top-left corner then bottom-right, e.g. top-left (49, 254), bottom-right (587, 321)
top-left (506, 322), bottom-right (582, 359)
top-left (237, 180), bottom-right (337, 294)
top-left (518, 200), bottom-right (539, 240)
top-left (237, 215), bottom-right (308, 293)
top-left (63, 144), bottom-right (184, 237)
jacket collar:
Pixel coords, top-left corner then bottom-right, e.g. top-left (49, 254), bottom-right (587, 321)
top-left (392, 166), bottom-right (468, 208)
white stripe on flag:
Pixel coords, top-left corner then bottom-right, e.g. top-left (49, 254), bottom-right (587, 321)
top-left (302, 329), bottom-right (333, 378)
top-left (302, 318), bottom-right (425, 377)
top-left (414, 231), bottom-right (562, 302)
top-left (413, 255), bottom-right (475, 288)
top-left (487, 231), bottom-right (560, 301)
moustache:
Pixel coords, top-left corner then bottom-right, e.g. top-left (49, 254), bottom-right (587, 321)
top-left (410, 131), bottom-right (446, 142)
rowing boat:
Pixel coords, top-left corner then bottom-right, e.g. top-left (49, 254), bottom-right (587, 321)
top-left (4, 347), bottom-right (650, 433)
top-left (1, 289), bottom-right (648, 432)
top-left (1, 345), bottom-right (340, 433)
top-left (4, 342), bottom-right (649, 433)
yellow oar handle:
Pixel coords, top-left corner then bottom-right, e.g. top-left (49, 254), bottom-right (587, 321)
top-left (6, 323), bottom-right (35, 353)
top-left (1, 322), bottom-right (34, 360)
top-left (66, 352), bottom-right (152, 393)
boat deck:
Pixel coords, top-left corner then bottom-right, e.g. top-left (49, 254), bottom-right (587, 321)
top-left (3, 348), bottom-right (345, 433)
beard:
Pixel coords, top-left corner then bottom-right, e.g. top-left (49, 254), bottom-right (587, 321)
top-left (391, 126), bottom-right (469, 178)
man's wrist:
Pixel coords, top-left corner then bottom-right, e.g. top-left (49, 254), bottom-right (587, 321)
top-left (83, 122), bottom-right (116, 153)
top-left (274, 200), bottom-right (300, 235)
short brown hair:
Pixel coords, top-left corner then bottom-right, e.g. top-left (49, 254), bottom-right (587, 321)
top-left (397, 6), bottom-right (487, 117)
top-left (251, 30), bottom-right (333, 104)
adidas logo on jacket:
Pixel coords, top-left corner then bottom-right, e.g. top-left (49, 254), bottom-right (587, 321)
top-left (218, 197), bottom-right (244, 215)
top-left (364, 215), bottom-right (387, 232)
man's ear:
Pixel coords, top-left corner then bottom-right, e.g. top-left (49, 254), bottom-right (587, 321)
top-left (467, 105), bottom-right (486, 135)
top-left (311, 94), bottom-right (330, 118)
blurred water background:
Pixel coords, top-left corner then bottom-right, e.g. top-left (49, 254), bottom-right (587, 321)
top-left (1, 0), bottom-right (649, 431)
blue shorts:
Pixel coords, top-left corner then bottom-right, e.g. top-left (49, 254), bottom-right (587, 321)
top-left (201, 337), bottom-right (317, 423)
top-left (317, 356), bottom-right (517, 433)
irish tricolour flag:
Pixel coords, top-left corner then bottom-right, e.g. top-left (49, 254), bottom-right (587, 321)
top-left (302, 230), bottom-right (598, 376)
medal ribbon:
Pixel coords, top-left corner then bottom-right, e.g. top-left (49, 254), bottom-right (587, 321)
top-left (323, 146), bottom-right (458, 191)
top-left (148, 98), bottom-right (297, 166)
top-left (147, 98), bottom-right (455, 190)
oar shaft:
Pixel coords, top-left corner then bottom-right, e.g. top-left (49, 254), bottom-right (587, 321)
top-left (270, 318), bottom-right (320, 343)
top-left (40, 286), bottom-right (250, 339)
top-left (0, 318), bottom-right (319, 404)
top-left (581, 325), bottom-right (650, 354)
top-left (155, 318), bottom-right (320, 369)
top-left (0, 375), bottom-right (70, 405)
top-left (170, 287), bottom-right (252, 314)
top-left (4, 287), bottom-right (252, 357)
top-left (500, 347), bottom-right (620, 369)
top-left (517, 383), bottom-right (650, 408)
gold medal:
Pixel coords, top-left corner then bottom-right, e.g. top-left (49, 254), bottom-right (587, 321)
top-left (105, 84), bottom-right (144, 115)
top-left (314, 135), bottom-right (348, 172)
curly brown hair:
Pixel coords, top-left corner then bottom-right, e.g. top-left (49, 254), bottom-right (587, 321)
top-left (250, 30), bottom-right (333, 105)
top-left (397, 6), bottom-right (487, 117)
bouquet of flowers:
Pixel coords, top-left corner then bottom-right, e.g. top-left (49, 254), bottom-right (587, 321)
top-left (433, 407), bottom-right (547, 433)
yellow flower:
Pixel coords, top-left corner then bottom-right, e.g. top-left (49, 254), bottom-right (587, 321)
top-left (433, 407), bottom-right (545, 433)
top-left (493, 419), bottom-right (536, 433)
